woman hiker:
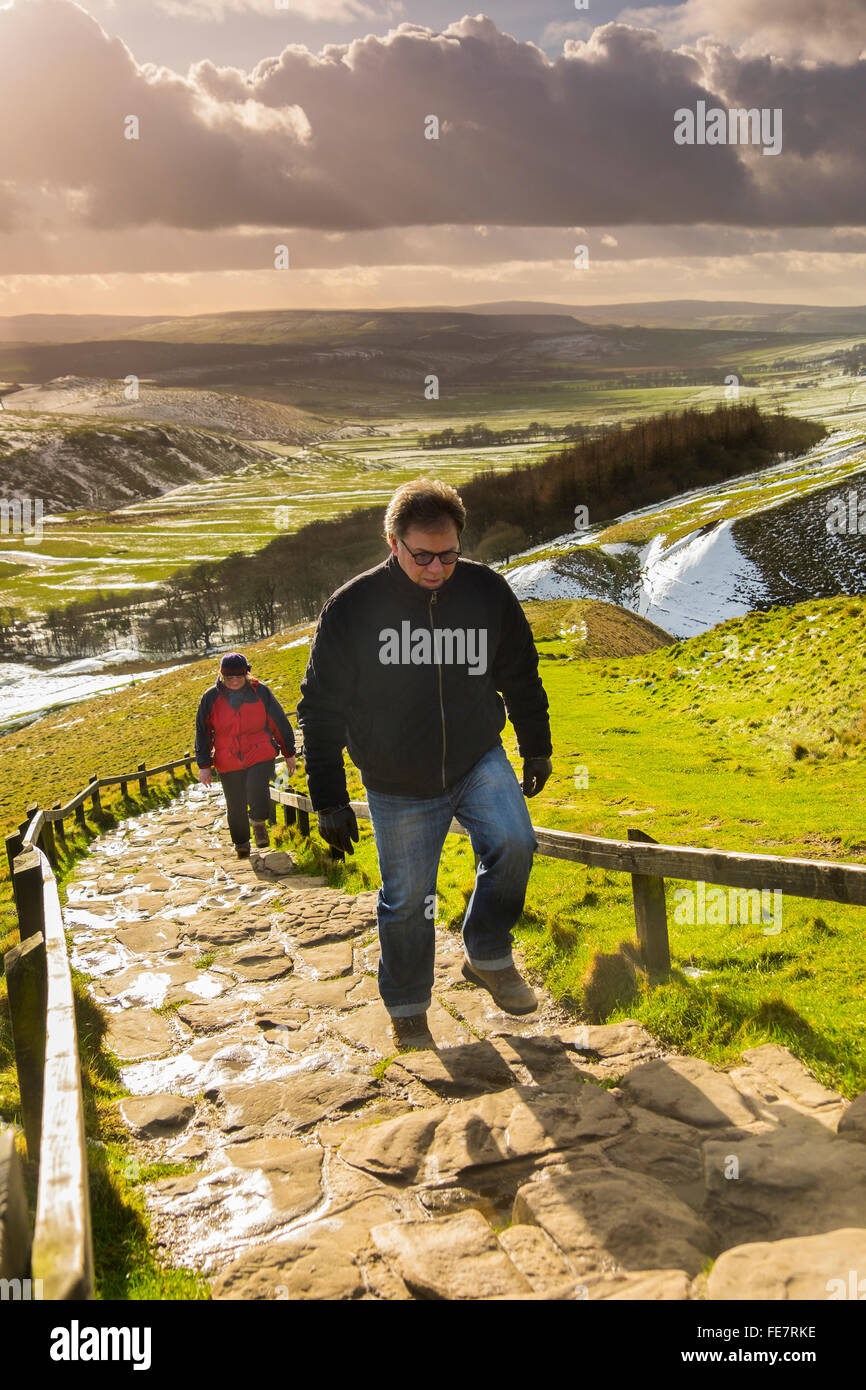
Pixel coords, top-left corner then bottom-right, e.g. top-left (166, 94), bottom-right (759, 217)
top-left (195, 652), bottom-right (297, 857)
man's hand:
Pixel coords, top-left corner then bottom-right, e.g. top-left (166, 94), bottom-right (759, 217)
top-left (198, 767), bottom-right (213, 787)
top-left (522, 756), bottom-right (553, 798)
top-left (285, 754), bottom-right (297, 776)
top-left (317, 804), bottom-right (359, 855)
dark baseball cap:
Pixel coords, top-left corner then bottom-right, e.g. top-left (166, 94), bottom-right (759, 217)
top-left (220, 652), bottom-right (251, 673)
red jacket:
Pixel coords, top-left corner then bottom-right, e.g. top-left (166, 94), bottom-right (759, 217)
top-left (195, 679), bottom-right (294, 773)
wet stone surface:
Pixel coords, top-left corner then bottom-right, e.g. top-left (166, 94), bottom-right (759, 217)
top-left (65, 784), bottom-right (866, 1300)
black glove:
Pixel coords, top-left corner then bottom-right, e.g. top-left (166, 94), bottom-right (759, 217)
top-left (317, 804), bottom-right (359, 855)
top-left (522, 756), bottom-right (553, 798)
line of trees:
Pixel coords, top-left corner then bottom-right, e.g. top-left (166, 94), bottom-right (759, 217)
top-left (419, 421), bottom-right (591, 449)
top-left (3, 403), bottom-right (825, 661)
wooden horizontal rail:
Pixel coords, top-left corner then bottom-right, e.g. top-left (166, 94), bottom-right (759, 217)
top-left (22, 850), bottom-right (93, 1299)
top-left (268, 786), bottom-right (866, 905)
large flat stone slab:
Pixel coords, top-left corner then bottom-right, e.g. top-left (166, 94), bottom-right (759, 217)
top-left (565, 1020), bottom-right (660, 1061)
top-left (513, 1164), bottom-right (715, 1278)
top-left (293, 940), bottom-right (355, 979)
top-left (118, 1093), bottom-right (195, 1137)
top-left (371, 1209), bottom-right (533, 1300)
top-left (727, 1044), bottom-right (847, 1130)
top-left (619, 1057), bottom-right (759, 1129)
top-left (277, 975), bottom-right (363, 1012)
top-left (150, 1144), bottom-right (325, 1259)
top-left (106, 1008), bottom-right (175, 1060)
top-left (703, 1130), bottom-right (866, 1242)
top-left (340, 1083), bottom-right (628, 1183)
top-left (739, 1044), bottom-right (844, 1110)
top-left (275, 891), bottom-right (376, 946)
top-left (387, 1041), bottom-right (517, 1098)
top-left (115, 920), bottom-right (180, 954)
top-left (92, 961), bottom-right (203, 1009)
top-left (177, 998), bottom-right (251, 1033)
top-left (225, 944), bottom-right (294, 983)
top-left (186, 911), bottom-right (260, 947)
top-left (708, 1227), bottom-right (866, 1300)
top-left (216, 1068), bottom-right (379, 1134)
top-left (493, 1035), bottom-right (589, 1090)
top-left (211, 1194), bottom-right (402, 1300)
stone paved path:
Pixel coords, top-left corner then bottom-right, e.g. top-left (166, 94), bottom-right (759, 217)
top-left (64, 784), bottom-right (866, 1300)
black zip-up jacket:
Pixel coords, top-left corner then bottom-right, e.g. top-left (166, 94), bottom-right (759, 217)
top-left (297, 553), bottom-right (552, 807)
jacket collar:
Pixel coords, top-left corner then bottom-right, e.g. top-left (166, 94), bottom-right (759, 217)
top-left (384, 552), bottom-right (457, 604)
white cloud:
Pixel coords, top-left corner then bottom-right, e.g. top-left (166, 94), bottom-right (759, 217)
top-left (618, 0), bottom-right (866, 64)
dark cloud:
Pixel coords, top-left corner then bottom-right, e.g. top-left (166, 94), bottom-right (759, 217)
top-left (0, 0), bottom-right (862, 244)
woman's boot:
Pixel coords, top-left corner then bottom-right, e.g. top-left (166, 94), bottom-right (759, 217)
top-left (251, 820), bottom-right (270, 850)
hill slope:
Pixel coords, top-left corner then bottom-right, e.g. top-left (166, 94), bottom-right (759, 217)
top-left (2, 378), bottom-right (324, 446)
top-left (504, 430), bottom-right (866, 637)
top-left (0, 414), bottom-right (277, 513)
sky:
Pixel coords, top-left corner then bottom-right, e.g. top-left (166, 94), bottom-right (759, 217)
top-left (0, 0), bottom-right (865, 317)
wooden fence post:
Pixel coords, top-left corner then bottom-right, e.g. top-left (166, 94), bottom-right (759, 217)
top-left (4, 932), bottom-right (47, 1163)
top-left (628, 828), bottom-right (671, 980)
top-left (137, 762), bottom-right (148, 796)
top-left (119, 779), bottom-right (128, 799)
top-left (89, 775), bottom-right (101, 817)
top-left (41, 816), bottom-right (56, 866)
top-left (53, 806), bottom-right (66, 851)
top-left (5, 829), bottom-right (23, 880)
top-left (283, 805), bottom-right (296, 827)
top-left (297, 809), bottom-right (310, 838)
top-left (267, 794), bottom-right (277, 826)
top-left (75, 798), bottom-right (87, 829)
top-left (184, 750), bottom-right (193, 774)
top-left (0, 1128), bottom-right (32, 1281)
top-left (12, 850), bottom-right (45, 939)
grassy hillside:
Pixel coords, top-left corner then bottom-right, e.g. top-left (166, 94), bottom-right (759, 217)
top-left (0, 413), bottom-right (275, 514)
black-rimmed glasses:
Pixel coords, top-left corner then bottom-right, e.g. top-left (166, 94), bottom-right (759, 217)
top-left (398, 538), bottom-right (461, 566)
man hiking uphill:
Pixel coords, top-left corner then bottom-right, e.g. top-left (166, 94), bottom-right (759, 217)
top-left (297, 478), bottom-right (553, 1052)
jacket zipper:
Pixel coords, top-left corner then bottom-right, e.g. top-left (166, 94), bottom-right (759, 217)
top-left (429, 591), bottom-right (446, 790)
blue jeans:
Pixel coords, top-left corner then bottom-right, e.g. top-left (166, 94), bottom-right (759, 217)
top-left (365, 745), bottom-right (538, 1017)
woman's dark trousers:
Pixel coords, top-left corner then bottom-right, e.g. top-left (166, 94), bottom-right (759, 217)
top-left (218, 758), bottom-right (275, 846)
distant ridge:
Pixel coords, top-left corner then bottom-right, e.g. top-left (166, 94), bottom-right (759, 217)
top-left (2, 301), bottom-right (866, 344)
top-left (414, 300), bottom-right (866, 334)
top-left (0, 314), bottom-right (162, 344)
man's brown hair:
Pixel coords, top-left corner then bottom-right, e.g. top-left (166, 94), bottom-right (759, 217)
top-left (384, 477), bottom-right (466, 542)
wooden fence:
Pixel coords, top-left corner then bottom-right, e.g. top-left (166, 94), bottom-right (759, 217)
top-left (5, 743), bottom-right (866, 1298)
top-left (1, 749), bottom-right (196, 1300)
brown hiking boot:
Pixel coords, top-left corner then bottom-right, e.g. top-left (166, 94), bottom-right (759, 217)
top-left (251, 820), bottom-right (270, 849)
top-left (389, 1012), bottom-right (435, 1052)
top-left (461, 959), bottom-right (538, 1014)
top-left (235, 841), bottom-right (251, 859)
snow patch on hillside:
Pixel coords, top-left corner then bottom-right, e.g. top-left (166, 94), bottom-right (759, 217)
top-left (636, 523), bottom-right (765, 637)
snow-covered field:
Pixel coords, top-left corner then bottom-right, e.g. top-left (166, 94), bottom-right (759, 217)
top-left (1, 651), bottom-right (179, 732)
